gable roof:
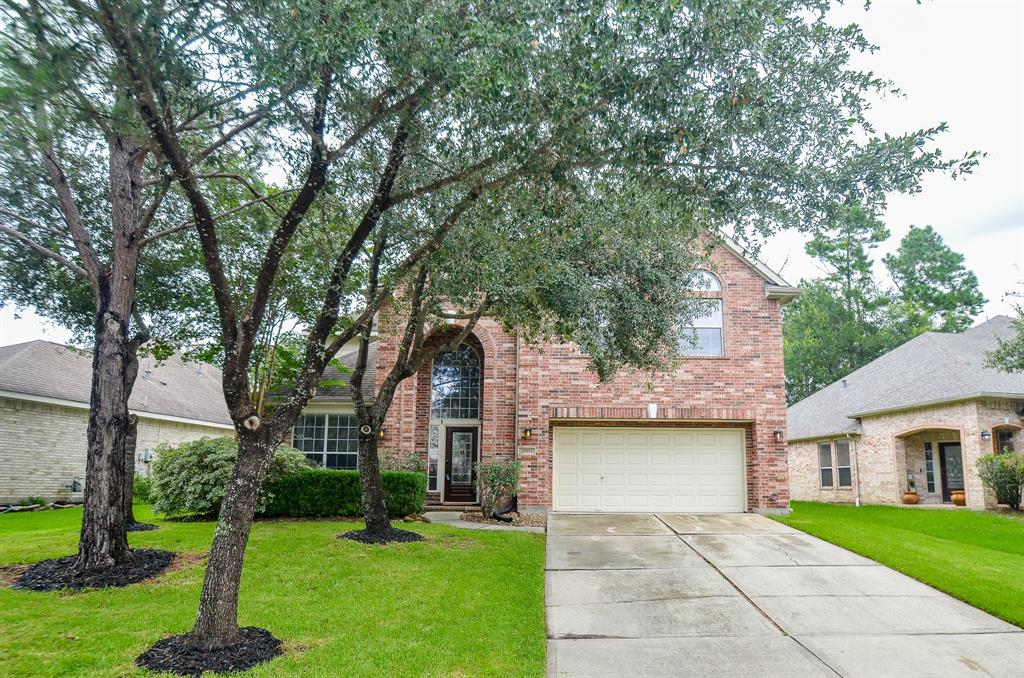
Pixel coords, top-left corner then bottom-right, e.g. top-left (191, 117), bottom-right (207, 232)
top-left (717, 235), bottom-right (801, 303)
top-left (0, 340), bottom-right (232, 427)
top-left (787, 316), bottom-right (1024, 441)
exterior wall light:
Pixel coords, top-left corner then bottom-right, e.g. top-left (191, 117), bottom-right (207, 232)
top-left (981, 430), bottom-right (992, 441)
top-left (378, 428), bottom-right (387, 440)
top-left (522, 428), bottom-right (533, 440)
top-left (773, 430), bottom-right (784, 443)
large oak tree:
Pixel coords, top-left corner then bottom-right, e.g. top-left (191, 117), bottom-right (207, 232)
top-left (61, 0), bottom-right (975, 666)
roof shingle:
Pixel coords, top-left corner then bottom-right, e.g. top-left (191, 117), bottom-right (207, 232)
top-left (787, 316), bottom-right (1024, 440)
top-left (0, 340), bottom-right (231, 426)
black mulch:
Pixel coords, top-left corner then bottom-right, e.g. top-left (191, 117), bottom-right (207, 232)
top-left (127, 522), bottom-right (159, 532)
top-left (338, 527), bottom-right (425, 544)
top-left (136, 627), bottom-right (282, 677)
top-left (12, 548), bottom-right (175, 591)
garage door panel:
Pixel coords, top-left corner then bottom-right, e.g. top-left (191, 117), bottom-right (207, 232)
top-left (553, 427), bottom-right (744, 512)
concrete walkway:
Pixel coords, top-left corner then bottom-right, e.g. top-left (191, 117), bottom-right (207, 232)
top-left (423, 510), bottom-right (545, 534)
top-left (546, 513), bottom-right (1024, 678)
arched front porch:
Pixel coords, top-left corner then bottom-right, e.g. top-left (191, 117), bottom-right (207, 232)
top-left (893, 426), bottom-right (964, 505)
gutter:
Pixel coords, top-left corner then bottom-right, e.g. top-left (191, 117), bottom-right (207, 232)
top-left (0, 390), bottom-right (234, 430)
top-left (787, 430), bottom-right (861, 443)
top-left (847, 392), bottom-right (1024, 419)
top-left (850, 433), bottom-right (862, 508)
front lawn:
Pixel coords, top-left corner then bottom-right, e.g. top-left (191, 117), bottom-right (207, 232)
top-left (0, 506), bottom-right (546, 678)
top-left (774, 501), bottom-right (1024, 628)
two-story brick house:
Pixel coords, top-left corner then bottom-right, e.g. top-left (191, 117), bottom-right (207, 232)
top-left (293, 239), bottom-right (798, 514)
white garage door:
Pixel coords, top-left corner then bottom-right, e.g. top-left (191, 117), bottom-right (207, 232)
top-left (552, 427), bottom-right (746, 512)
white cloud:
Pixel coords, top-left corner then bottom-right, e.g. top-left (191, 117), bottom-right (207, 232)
top-left (0, 304), bottom-right (74, 347)
top-left (762, 0), bottom-right (1024, 319)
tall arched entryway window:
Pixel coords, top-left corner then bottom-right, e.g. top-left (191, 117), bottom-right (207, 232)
top-left (429, 344), bottom-right (481, 502)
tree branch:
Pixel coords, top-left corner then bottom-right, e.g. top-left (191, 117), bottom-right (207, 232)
top-left (138, 188), bottom-right (299, 246)
top-left (40, 144), bottom-right (104, 284)
top-left (0, 222), bottom-right (89, 278)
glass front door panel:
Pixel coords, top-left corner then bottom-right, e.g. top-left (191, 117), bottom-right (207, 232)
top-left (924, 443), bottom-right (936, 493)
top-left (943, 444), bottom-right (964, 490)
top-left (451, 432), bottom-right (473, 485)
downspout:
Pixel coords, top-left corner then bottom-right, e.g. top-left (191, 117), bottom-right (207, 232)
top-left (493, 328), bottom-right (521, 523)
top-left (851, 433), bottom-right (862, 507)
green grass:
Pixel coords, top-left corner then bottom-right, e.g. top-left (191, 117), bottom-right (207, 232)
top-left (0, 506), bottom-right (546, 678)
top-left (774, 501), bottom-right (1024, 627)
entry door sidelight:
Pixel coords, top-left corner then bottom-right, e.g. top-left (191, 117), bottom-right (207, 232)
top-left (939, 442), bottom-right (964, 503)
top-left (444, 427), bottom-right (479, 502)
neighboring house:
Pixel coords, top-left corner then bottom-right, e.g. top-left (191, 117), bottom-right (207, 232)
top-left (0, 341), bottom-right (232, 504)
top-left (787, 316), bottom-right (1023, 510)
top-left (295, 240), bottom-right (799, 514)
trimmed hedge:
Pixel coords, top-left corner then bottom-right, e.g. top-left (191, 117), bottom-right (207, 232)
top-left (261, 469), bottom-right (427, 518)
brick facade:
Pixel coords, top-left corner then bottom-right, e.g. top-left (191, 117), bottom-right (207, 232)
top-left (375, 245), bottom-right (791, 512)
top-left (788, 399), bottom-right (1023, 510)
top-left (0, 396), bottom-right (232, 504)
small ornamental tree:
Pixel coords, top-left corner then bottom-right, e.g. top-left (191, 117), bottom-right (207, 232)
top-left (477, 461), bottom-right (523, 519)
top-left (81, 0), bottom-right (974, 668)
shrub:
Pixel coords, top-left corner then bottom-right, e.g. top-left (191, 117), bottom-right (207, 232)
top-left (476, 460), bottom-right (522, 518)
top-left (17, 496), bottom-right (47, 507)
top-left (380, 449), bottom-right (426, 473)
top-left (261, 469), bottom-right (426, 518)
top-left (150, 436), bottom-right (312, 518)
top-left (976, 452), bottom-right (1024, 510)
top-left (132, 475), bottom-right (153, 504)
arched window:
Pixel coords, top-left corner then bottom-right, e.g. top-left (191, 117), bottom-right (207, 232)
top-left (680, 271), bottom-right (724, 356)
top-left (430, 345), bottom-right (481, 419)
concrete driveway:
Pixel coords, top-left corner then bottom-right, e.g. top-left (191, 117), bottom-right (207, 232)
top-left (546, 513), bottom-right (1024, 678)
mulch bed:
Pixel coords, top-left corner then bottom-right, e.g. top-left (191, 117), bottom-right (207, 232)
top-left (12, 548), bottom-right (175, 591)
top-left (127, 522), bottom-right (159, 532)
top-left (338, 527), bottom-right (425, 544)
top-left (136, 627), bottom-right (282, 677)
top-left (459, 511), bottom-right (548, 528)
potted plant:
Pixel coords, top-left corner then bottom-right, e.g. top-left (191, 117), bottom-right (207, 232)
top-left (902, 475), bottom-right (919, 505)
top-left (951, 489), bottom-right (966, 506)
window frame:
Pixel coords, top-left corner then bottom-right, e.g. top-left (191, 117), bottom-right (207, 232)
top-left (924, 442), bottom-right (937, 493)
top-left (679, 270), bottom-right (725, 358)
top-left (430, 345), bottom-right (482, 420)
top-left (818, 442), bottom-right (835, 488)
top-left (292, 413), bottom-right (359, 470)
top-left (835, 440), bottom-right (852, 488)
top-left (995, 427), bottom-right (1016, 453)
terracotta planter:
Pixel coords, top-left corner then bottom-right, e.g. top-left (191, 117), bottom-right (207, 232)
top-left (951, 490), bottom-right (966, 507)
top-left (902, 491), bottom-right (919, 505)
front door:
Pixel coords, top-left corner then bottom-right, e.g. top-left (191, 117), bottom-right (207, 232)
top-left (938, 442), bottom-right (964, 503)
top-left (444, 427), bottom-right (478, 502)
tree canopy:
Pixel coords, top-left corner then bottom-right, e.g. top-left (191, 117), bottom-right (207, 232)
top-left (785, 218), bottom-right (986, 404)
top-left (3, 0), bottom-right (981, 665)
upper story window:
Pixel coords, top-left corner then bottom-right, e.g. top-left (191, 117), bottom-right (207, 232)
top-left (293, 413), bottom-right (358, 469)
top-left (679, 271), bottom-right (724, 357)
top-left (430, 345), bottom-right (481, 419)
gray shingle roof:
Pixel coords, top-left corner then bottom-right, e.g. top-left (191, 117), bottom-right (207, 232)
top-left (787, 316), bottom-right (1024, 441)
top-left (0, 340), bottom-right (231, 426)
top-left (313, 342), bottom-right (376, 403)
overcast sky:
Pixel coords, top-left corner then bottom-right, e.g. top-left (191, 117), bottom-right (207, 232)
top-left (761, 0), bottom-right (1024, 320)
top-left (1, 0), bottom-right (1021, 347)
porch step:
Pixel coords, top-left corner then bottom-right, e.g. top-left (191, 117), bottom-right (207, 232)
top-left (426, 502), bottom-right (480, 511)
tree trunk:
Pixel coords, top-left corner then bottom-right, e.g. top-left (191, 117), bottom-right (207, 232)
top-left (123, 414), bottom-right (138, 525)
top-left (75, 303), bottom-right (133, 570)
top-left (357, 433), bottom-right (391, 534)
top-left (188, 431), bottom-right (276, 648)
top-left (73, 133), bottom-right (143, 571)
